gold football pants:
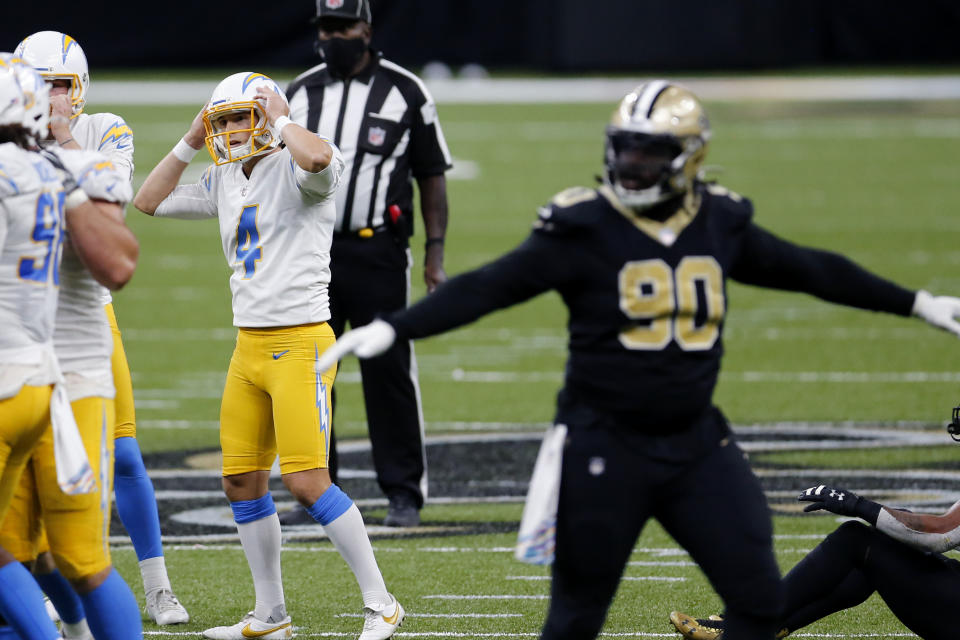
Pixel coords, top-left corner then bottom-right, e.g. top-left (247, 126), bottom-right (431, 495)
top-left (0, 396), bottom-right (115, 581)
top-left (106, 303), bottom-right (136, 439)
top-left (220, 323), bottom-right (337, 476)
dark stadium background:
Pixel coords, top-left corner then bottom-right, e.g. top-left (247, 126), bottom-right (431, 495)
top-left (3, 0), bottom-right (959, 70)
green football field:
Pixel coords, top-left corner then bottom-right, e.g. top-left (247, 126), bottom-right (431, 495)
top-left (97, 87), bottom-right (960, 638)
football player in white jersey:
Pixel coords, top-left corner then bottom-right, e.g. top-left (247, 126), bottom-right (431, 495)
top-left (134, 71), bottom-right (404, 640)
top-left (14, 31), bottom-right (190, 627)
top-left (0, 55), bottom-right (143, 640)
top-left (0, 56), bottom-right (68, 640)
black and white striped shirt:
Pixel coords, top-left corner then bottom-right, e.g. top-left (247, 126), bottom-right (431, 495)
top-left (286, 52), bottom-right (453, 234)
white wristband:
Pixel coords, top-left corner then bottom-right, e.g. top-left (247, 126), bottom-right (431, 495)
top-left (64, 188), bottom-right (90, 209)
top-left (273, 115), bottom-right (293, 139)
top-left (172, 138), bottom-right (199, 164)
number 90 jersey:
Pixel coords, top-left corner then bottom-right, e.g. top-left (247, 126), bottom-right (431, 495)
top-left (0, 143), bottom-right (65, 399)
top-left (155, 144), bottom-right (345, 327)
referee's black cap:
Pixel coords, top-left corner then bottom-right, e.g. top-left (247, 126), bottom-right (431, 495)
top-left (312, 0), bottom-right (372, 24)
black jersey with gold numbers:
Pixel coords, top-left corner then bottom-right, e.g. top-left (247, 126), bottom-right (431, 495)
top-left (387, 182), bottom-right (915, 430)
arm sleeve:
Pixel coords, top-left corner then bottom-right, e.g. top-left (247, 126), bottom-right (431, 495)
top-left (408, 88), bottom-right (453, 178)
top-left (730, 222), bottom-right (916, 315)
top-left (387, 231), bottom-right (576, 340)
top-left (876, 509), bottom-right (960, 554)
top-left (154, 183), bottom-right (218, 220)
top-left (94, 115), bottom-right (135, 183)
top-left (294, 142), bottom-right (344, 202)
top-left (0, 203), bottom-right (7, 250)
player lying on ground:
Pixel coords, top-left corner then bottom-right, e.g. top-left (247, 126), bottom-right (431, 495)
top-left (671, 415), bottom-right (960, 640)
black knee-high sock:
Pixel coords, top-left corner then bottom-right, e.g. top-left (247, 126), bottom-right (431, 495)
top-left (780, 522), bottom-right (876, 632)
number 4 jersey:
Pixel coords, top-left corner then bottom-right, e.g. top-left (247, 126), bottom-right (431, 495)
top-left (386, 182), bottom-right (915, 430)
top-left (154, 144), bottom-right (345, 328)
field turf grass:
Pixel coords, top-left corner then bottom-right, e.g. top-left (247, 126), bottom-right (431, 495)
top-left (101, 92), bottom-right (957, 637)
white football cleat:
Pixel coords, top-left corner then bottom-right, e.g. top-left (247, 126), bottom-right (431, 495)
top-left (359, 594), bottom-right (404, 640)
top-left (145, 588), bottom-right (190, 625)
top-left (202, 611), bottom-right (292, 640)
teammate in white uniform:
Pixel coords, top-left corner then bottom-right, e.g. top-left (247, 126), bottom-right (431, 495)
top-left (0, 60), bottom-right (67, 640)
top-left (0, 54), bottom-right (143, 640)
top-left (14, 31), bottom-right (190, 627)
top-left (134, 71), bottom-right (404, 640)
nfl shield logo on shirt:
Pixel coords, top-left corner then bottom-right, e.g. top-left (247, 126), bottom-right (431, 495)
top-left (325, 0), bottom-right (344, 8)
top-left (368, 126), bottom-right (386, 147)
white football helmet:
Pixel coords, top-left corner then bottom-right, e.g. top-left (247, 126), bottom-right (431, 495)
top-left (604, 80), bottom-right (711, 211)
top-left (0, 61), bottom-right (26, 130)
top-left (202, 72), bottom-right (286, 165)
top-left (0, 53), bottom-right (50, 141)
top-left (14, 31), bottom-right (89, 117)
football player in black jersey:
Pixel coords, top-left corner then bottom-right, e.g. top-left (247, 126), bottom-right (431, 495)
top-left (670, 408), bottom-right (960, 640)
top-left (315, 81), bottom-right (960, 640)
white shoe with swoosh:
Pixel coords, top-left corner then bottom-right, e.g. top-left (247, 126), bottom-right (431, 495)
top-left (202, 612), bottom-right (292, 640)
top-left (358, 594), bottom-right (404, 640)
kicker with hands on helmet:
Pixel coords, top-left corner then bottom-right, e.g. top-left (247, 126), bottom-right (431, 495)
top-left (316, 80), bottom-right (960, 640)
top-left (0, 54), bottom-right (142, 640)
top-left (13, 31), bottom-right (190, 630)
top-left (670, 404), bottom-right (960, 640)
top-left (133, 72), bottom-right (404, 640)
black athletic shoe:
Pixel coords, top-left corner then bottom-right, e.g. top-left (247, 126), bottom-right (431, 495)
top-left (383, 493), bottom-right (420, 527)
top-left (278, 504), bottom-right (316, 526)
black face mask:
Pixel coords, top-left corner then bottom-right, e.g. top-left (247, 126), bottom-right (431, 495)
top-left (316, 37), bottom-right (368, 78)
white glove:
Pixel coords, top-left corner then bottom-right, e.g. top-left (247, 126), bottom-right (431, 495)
top-left (315, 319), bottom-right (397, 373)
top-left (913, 290), bottom-right (960, 337)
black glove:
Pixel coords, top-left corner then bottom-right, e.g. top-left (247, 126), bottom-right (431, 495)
top-left (798, 484), bottom-right (882, 525)
top-left (40, 148), bottom-right (80, 194)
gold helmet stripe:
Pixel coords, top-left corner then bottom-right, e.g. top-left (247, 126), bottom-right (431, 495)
top-left (635, 79), bottom-right (671, 118)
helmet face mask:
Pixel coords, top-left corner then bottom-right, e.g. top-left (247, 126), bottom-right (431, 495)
top-left (14, 31), bottom-right (89, 118)
top-left (202, 72), bottom-right (285, 166)
top-left (604, 80), bottom-right (710, 212)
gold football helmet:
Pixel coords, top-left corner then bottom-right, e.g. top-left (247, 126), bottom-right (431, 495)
top-left (604, 80), bottom-right (710, 210)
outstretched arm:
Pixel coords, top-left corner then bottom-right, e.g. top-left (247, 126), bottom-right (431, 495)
top-left (799, 484), bottom-right (960, 553)
top-left (732, 222), bottom-right (960, 336)
top-left (315, 231), bottom-right (578, 372)
top-left (133, 107), bottom-right (206, 215)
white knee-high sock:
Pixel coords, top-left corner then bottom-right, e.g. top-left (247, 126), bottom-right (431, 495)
top-left (323, 504), bottom-right (389, 609)
top-left (236, 513), bottom-right (286, 621)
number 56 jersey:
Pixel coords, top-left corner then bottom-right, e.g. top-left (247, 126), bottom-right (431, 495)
top-left (155, 143), bottom-right (345, 328)
top-left (388, 182), bottom-right (915, 431)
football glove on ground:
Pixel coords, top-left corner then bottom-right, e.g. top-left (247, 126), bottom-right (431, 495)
top-left (798, 484), bottom-right (881, 525)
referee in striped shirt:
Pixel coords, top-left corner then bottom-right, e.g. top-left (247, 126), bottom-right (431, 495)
top-left (283, 0), bottom-right (452, 527)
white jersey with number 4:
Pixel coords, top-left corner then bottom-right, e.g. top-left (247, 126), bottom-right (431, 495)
top-left (48, 147), bottom-right (133, 400)
top-left (155, 144), bottom-right (344, 328)
top-left (0, 143), bottom-right (64, 399)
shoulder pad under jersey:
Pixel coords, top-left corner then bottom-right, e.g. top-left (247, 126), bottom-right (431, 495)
top-left (86, 112), bottom-right (135, 154)
top-left (0, 144), bottom-right (55, 198)
top-left (533, 186), bottom-right (603, 235)
top-left (53, 148), bottom-right (133, 204)
top-left (702, 182), bottom-right (755, 229)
